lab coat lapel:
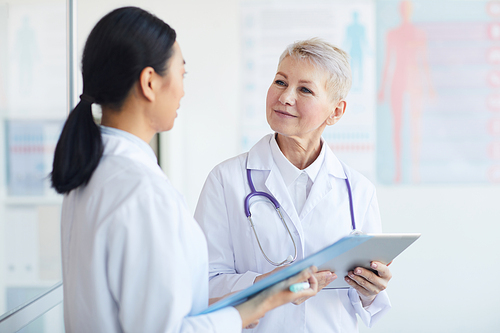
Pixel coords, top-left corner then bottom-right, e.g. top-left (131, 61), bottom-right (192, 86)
top-left (264, 166), bottom-right (301, 230)
top-left (299, 143), bottom-right (346, 220)
top-left (299, 166), bottom-right (332, 220)
top-left (247, 134), bottom-right (303, 235)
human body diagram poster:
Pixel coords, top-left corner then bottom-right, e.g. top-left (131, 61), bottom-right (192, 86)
top-left (241, 0), bottom-right (500, 184)
top-left (377, 0), bottom-right (500, 184)
top-left (241, 0), bottom-right (377, 180)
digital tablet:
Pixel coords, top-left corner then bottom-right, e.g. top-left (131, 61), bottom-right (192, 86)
top-left (196, 233), bottom-right (420, 315)
top-left (320, 233), bottom-right (421, 289)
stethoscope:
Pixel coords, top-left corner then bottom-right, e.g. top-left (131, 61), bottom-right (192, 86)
top-left (244, 168), bottom-right (356, 267)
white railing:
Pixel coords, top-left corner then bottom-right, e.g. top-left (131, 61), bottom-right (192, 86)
top-left (0, 282), bottom-right (63, 332)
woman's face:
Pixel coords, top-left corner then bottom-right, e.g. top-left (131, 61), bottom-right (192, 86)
top-left (266, 56), bottom-right (339, 141)
top-left (153, 41), bottom-right (185, 132)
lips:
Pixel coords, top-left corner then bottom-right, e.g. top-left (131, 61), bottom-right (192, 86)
top-left (274, 109), bottom-right (296, 117)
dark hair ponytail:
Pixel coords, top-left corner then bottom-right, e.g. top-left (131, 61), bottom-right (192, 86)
top-left (51, 6), bottom-right (176, 194)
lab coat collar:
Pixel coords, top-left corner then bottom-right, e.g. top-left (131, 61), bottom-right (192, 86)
top-left (324, 142), bottom-right (347, 180)
top-left (247, 134), bottom-right (276, 171)
top-left (246, 134), bottom-right (348, 241)
top-left (297, 142), bottom-right (347, 219)
top-left (100, 126), bottom-right (157, 162)
top-left (269, 134), bottom-right (326, 187)
top-left (247, 133), bottom-right (346, 180)
top-left (269, 135), bottom-right (303, 187)
top-left (100, 127), bottom-right (166, 181)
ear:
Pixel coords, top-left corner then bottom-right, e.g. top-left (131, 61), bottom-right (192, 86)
top-left (326, 100), bottom-right (346, 126)
top-left (138, 67), bottom-right (156, 102)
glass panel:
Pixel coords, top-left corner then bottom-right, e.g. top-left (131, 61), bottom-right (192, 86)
top-left (16, 301), bottom-right (64, 333)
top-left (0, 0), bottom-right (66, 316)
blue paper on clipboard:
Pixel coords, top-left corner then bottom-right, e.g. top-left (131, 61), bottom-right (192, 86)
top-left (196, 234), bottom-right (373, 315)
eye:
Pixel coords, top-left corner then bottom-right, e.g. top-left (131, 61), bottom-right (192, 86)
top-left (300, 87), bottom-right (312, 94)
top-left (274, 80), bottom-right (286, 86)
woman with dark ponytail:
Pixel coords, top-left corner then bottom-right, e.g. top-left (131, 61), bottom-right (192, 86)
top-left (53, 7), bottom-right (317, 333)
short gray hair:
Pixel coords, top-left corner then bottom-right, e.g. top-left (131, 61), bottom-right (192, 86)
top-left (278, 38), bottom-right (352, 101)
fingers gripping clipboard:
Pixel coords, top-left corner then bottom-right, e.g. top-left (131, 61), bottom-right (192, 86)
top-left (197, 233), bottom-right (420, 315)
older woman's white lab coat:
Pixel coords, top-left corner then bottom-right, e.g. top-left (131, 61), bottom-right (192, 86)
top-left (195, 134), bottom-right (391, 333)
top-left (61, 130), bottom-right (241, 333)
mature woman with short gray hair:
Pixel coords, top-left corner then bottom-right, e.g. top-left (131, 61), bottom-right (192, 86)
top-left (195, 38), bottom-right (392, 332)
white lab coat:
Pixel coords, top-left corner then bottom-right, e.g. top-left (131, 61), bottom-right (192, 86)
top-left (195, 134), bottom-right (391, 333)
top-left (61, 130), bottom-right (241, 333)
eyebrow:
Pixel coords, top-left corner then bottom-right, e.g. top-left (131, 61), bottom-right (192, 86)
top-left (299, 80), bottom-right (315, 85)
top-left (276, 72), bottom-right (316, 86)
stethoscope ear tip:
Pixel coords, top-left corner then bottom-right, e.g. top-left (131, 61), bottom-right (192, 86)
top-left (286, 254), bottom-right (294, 263)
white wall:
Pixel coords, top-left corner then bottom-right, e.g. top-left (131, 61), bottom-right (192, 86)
top-left (77, 0), bottom-right (242, 203)
top-left (78, 1), bottom-right (500, 332)
top-left (362, 185), bottom-right (500, 332)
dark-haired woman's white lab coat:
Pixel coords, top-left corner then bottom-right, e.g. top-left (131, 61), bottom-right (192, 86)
top-left (61, 128), bottom-right (241, 333)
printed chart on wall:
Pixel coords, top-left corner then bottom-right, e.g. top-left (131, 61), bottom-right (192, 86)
top-left (1, 3), bottom-right (66, 196)
top-left (6, 3), bottom-right (66, 117)
top-left (240, 0), bottom-right (377, 181)
top-left (377, 0), bottom-right (500, 184)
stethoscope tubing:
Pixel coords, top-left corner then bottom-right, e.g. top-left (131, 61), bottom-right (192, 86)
top-left (244, 166), bottom-right (357, 266)
top-left (245, 169), bottom-right (298, 266)
top-left (345, 177), bottom-right (356, 231)
top-left (244, 170), bottom-right (281, 217)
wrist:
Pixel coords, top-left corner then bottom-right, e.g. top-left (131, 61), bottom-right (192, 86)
top-left (359, 294), bottom-right (375, 307)
top-left (235, 293), bottom-right (268, 328)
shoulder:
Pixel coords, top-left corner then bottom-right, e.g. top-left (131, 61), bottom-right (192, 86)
top-left (86, 153), bottom-right (180, 220)
top-left (340, 161), bottom-right (374, 188)
top-left (207, 133), bottom-right (274, 183)
top-left (324, 146), bottom-right (376, 193)
top-left (208, 152), bottom-right (248, 184)
top-left (213, 151), bottom-right (247, 172)
top-left (93, 154), bottom-right (162, 191)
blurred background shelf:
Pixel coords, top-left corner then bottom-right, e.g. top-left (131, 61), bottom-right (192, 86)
top-left (2, 196), bottom-right (62, 206)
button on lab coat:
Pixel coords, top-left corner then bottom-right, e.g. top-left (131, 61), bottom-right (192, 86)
top-left (195, 134), bottom-right (391, 332)
top-left (61, 131), bottom-right (241, 333)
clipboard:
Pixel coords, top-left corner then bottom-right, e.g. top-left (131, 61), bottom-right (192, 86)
top-left (196, 233), bottom-right (420, 315)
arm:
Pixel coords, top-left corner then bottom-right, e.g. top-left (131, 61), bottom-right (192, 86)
top-left (346, 187), bottom-right (392, 305)
top-left (254, 266), bottom-right (337, 306)
top-left (106, 181), bottom-right (242, 332)
top-left (195, 170), bottom-right (260, 296)
top-left (418, 31), bottom-right (436, 99)
top-left (378, 31), bottom-right (394, 103)
top-left (345, 185), bottom-right (392, 327)
top-left (235, 267), bottom-right (319, 327)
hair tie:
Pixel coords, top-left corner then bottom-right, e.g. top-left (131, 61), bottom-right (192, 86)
top-left (80, 94), bottom-right (96, 104)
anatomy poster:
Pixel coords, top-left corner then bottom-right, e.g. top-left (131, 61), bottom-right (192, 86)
top-left (240, 0), bottom-right (377, 181)
top-left (6, 3), bottom-right (66, 117)
top-left (377, 0), bottom-right (500, 184)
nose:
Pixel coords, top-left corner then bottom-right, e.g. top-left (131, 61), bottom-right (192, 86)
top-left (278, 88), bottom-right (295, 106)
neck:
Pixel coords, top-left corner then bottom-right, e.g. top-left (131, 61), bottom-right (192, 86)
top-left (100, 93), bottom-right (155, 144)
top-left (275, 133), bottom-right (323, 170)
